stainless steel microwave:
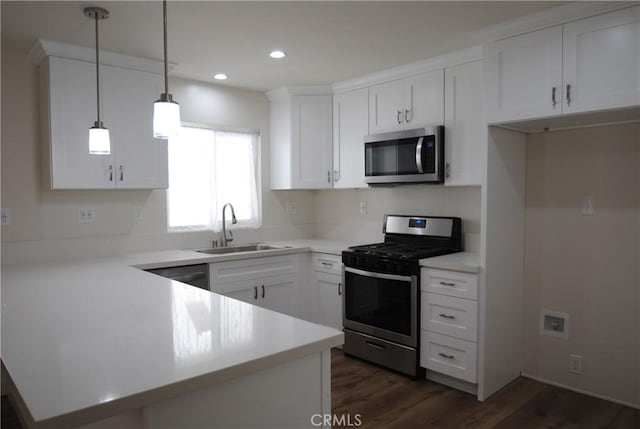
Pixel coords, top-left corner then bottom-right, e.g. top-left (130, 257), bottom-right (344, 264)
top-left (364, 126), bottom-right (444, 185)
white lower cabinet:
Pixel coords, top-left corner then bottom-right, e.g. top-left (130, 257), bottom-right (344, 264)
top-left (311, 253), bottom-right (343, 331)
top-left (209, 255), bottom-right (300, 318)
top-left (420, 268), bottom-right (479, 385)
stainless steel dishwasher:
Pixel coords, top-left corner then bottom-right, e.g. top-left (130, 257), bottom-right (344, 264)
top-left (146, 264), bottom-right (209, 291)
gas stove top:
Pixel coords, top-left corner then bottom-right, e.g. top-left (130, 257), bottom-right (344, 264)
top-left (347, 242), bottom-right (451, 260)
top-left (342, 215), bottom-right (463, 275)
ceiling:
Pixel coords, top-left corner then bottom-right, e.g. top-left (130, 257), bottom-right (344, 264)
top-left (2, 1), bottom-right (569, 92)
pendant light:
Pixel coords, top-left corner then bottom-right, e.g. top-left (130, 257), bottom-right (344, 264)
top-left (84, 7), bottom-right (111, 155)
top-left (153, 0), bottom-right (181, 139)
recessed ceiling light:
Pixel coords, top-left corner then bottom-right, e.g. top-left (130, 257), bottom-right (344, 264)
top-left (269, 50), bottom-right (286, 59)
top-left (214, 73), bottom-right (228, 80)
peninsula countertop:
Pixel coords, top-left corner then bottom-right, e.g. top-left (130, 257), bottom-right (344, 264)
top-left (1, 247), bottom-right (343, 428)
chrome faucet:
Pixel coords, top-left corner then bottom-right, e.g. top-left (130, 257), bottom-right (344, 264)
top-left (221, 203), bottom-right (237, 247)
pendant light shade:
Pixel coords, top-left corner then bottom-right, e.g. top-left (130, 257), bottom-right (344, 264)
top-left (84, 7), bottom-right (111, 155)
top-left (153, 0), bottom-right (180, 139)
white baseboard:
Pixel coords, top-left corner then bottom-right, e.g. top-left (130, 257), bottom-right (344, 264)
top-left (520, 373), bottom-right (640, 410)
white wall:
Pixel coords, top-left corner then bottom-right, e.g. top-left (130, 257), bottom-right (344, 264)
top-left (313, 186), bottom-right (481, 250)
top-left (522, 123), bottom-right (640, 407)
top-left (0, 46), bottom-right (314, 264)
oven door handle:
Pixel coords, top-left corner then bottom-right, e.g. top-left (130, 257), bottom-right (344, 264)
top-left (344, 267), bottom-right (414, 282)
top-left (415, 137), bottom-right (424, 174)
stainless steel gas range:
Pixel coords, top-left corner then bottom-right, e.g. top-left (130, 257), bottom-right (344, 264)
top-left (341, 214), bottom-right (463, 377)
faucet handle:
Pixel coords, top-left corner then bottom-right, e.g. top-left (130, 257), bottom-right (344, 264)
top-left (228, 231), bottom-right (233, 243)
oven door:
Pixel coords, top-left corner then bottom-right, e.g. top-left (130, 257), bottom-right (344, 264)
top-left (342, 266), bottom-right (418, 348)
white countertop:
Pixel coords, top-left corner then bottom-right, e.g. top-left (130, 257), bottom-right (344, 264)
top-left (419, 252), bottom-right (482, 274)
top-left (1, 243), bottom-right (344, 428)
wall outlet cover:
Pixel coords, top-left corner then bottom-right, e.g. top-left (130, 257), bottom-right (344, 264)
top-left (569, 354), bottom-right (583, 374)
top-left (581, 196), bottom-right (594, 216)
top-left (78, 207), bottom-right (97, 223)
top-left (359, 201), bottom-right (367, 216)
top-left (1, 208), bottom-right (12, 226)
top-left (285, 202), bottom-right (297, 215)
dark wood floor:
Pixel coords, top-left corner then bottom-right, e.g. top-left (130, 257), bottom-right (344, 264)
top-left (3, 349), bottom-right (639, 428)
top-left (331, 349), bottom-right (639, 429)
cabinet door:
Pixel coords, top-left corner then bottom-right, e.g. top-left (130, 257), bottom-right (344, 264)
top-left (312, 272), bottom-right (343, 331)
top-left (403, 69), bottom-right (444, 128)
top-left (485, 26), bottom-right (563, 123)
top-left (563, 6), bottom-right (640, 114)
top-left (291, 96), bottom-right (333, 189)
top-left (224, 285), bottom-right (260, 306)
top-left (103, 65), bottom-right (168, 189)
top-left (333, 88), bottom-right (368, 188)
top-left (46, 56), bottom-right (113, 189)
top-left (260, 274), bottom-right (298, 317)
top-left (369, 79), bottom-right (404, 134)
top-left (444, 60), bottom-right (484, 186)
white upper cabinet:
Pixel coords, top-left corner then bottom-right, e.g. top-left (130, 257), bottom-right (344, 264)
top-left (485, 26), bottom-right (563, 123)
top-left (562, 6), bottom-right (640, 114)
top-left (41, 55), bottom-right (167, 189)
top-left (486, 6), bottom-right (640, 124)
top-left (268, 88), bottom-right (333, 190)
top-left (333, 88), bottom-right (368, 189)
top-left (444, 60), bottom-right (484, 187)
top-left (369, 69), bottom-right (444, 134)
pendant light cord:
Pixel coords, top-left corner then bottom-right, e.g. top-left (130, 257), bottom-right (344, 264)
top-left (163, 0), bottom-right (169, 96)
top-left (94, 11), bottom-right (101, 124)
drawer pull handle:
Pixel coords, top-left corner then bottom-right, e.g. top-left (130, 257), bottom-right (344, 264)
top-left (365, 341), bottom-right (386, 350)
top-left (262, 284), bottom-right (265, 298)
top-left (439, 281), bottom-right (456, 286)
top-left (338, 282), bottom-right (342, 296)
top-left (320, 262), bottom-right (333, 267)
top-left (439, 313), bottom-right (455, 319)
top-left (438, 352), bottom-right (454, 359)
top-left (254, 286), bottom-right (258, 300)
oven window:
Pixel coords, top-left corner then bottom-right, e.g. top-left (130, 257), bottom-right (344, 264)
top-left (344, 270), bottom-right (412, 336)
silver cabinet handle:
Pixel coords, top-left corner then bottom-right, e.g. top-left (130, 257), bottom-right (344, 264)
top-left (261, 284), bottom-right (265, 298)
top-left (439, 314), bottom-right (455, 319)
top-left (254, 286), bottom-right (258, 300)
top-left (365, 341), bottom-right (385, 350)
top-left (438, 352), bottom-right (454, 359)
top-left (552, 86), bottom-right (557, 108)
top-left (109, 165), bottom-right (113, 182)
top-left (566, 84), bottom-right (571, 106)
top-left (415, 137), bottom-right (424, 174)
top-left (404, 109), bottom-right (410, 123)
top-left (396, 110), bottom-right (403, 124)
top-left (338, 282), bottom-right (342, 296)
top-left (119, 165), bottom-right (124, 181)
top-left (439, 281), bottom-right (456, 286)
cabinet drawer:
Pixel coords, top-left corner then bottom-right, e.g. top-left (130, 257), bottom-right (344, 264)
top-left (312, 253), bottom-right (342, 275)
top-left (210, 255), bottom-right (297, 285)
top-left (420, 331), bottom-right (477, 383)
top-left (421, 293), bottom-right (478, 341)
top-left (421, 268), bottom-right (478, 300)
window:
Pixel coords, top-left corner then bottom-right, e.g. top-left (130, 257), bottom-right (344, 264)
top-left (167, 126), bottom-right (260, 231)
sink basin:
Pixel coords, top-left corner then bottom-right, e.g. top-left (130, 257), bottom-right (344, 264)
top-left (195, 243), bottom-right (291, 255)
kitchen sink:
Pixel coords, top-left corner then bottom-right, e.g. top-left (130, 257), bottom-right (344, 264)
top-left (195, 243), bottom-right (291, 255)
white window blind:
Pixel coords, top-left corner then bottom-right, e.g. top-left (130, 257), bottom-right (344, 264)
top-left (167, 126), bottom-right (260, 231)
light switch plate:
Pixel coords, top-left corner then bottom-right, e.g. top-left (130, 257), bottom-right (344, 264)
top-left (581, 196), bottom-right (594, 216)
top-left (1, 208), bottom-right (12, 225)
top-left (359, 201), bottom-right (367, 216)
top-left (133, 206), bottom-right (144, 221)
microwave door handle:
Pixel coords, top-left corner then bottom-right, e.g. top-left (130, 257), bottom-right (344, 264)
top-left (415, 137), bottom-right (424, 174)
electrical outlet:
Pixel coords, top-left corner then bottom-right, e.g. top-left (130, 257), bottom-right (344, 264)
top-left (359, 201), bottom-right (367, 216)
top-left (285, 202), bottom-right (297, 215)
top-left (1, 208), bottom-right (12, 225)
top-left (78, 207), bottom-right (96, 223)
top-left (569, 354), bottom-right (583, 374)
top-left (581, 196), bottom-right (594, 216)
top-left (133, 206), bottom-right (144, 221)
